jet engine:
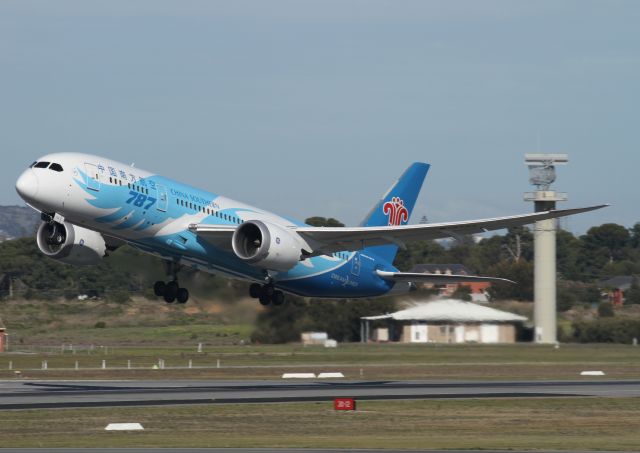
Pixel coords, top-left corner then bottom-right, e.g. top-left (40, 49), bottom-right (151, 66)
top-left (36, 221), bottom-right (107, 266)
top-left (232, 220), bottom-right (306, 272)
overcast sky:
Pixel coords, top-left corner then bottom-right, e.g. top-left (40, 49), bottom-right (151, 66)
top-left (1, 1), bottom-right (638, 234)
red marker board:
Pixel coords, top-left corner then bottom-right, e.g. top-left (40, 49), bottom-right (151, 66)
top-left (334, 398), bottom-right (356, 411)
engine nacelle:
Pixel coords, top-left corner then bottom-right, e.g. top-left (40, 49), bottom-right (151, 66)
top-left (36, 221), bottom-right (107, 266)
top-left (232, 220), bottom-right (305, 272)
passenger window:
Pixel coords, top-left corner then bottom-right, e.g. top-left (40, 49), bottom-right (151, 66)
top-left (49, 163), bottom-right (63, 172)
top-left (34, 161), bottom-right (50, 168)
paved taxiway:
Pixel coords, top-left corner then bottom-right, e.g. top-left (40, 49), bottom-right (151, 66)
top-left (1, 450), bottom-right (636, 453)
top-left (1, 378), bottom-right (639, 410)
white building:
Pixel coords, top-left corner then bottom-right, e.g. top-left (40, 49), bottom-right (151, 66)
top-left (361, 299), bottom-right (528, 344)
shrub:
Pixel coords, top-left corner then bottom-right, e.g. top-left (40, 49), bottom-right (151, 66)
top-left (572, 318), bottom-right (640, 343)
top-left (597, 302), bottom-right (615, 318)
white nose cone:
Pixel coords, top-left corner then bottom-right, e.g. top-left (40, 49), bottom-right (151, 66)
top-left (15, 169), bottom-right (39, 201)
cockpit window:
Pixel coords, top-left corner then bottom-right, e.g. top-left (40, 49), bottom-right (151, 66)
top-left (49, 163), bottom-right (63, 172)
top-left (34, 161), bottom-right (50, 168)
top-left (29, 161), bottom-right (37, 168)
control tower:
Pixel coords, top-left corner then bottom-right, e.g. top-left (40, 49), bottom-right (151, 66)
top-left (524, 154), bottom-right (568, 344)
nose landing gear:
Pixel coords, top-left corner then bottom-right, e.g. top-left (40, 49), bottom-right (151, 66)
top-left (249, 283), bottom-right (285, 306)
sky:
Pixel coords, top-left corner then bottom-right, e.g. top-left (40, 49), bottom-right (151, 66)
top-left (1, 0), bottom-right (638, 235)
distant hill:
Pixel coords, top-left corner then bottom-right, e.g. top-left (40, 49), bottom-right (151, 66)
top-left (0, 205), bottom-right (40, 240)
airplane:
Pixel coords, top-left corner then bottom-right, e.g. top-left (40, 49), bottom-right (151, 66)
top-left (15, 153), bottom-right (605, 305)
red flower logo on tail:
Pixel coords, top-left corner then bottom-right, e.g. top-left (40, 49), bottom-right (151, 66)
top-left (383, 197), bottom-right (409, 226)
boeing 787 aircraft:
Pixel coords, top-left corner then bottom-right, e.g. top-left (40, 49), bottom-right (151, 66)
top-left (15, 153), bottom-right (605, 305)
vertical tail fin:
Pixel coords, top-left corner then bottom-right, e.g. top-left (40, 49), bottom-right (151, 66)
top-left (359, 162), bottom-right (430, 263)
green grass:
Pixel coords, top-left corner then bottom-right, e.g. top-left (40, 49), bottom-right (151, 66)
top-left (2, 342), bottom-right (640, 380)
top-left (33, 323), bottom-right (255, 344)
top-left (1, 398), bottom-right (639, 449)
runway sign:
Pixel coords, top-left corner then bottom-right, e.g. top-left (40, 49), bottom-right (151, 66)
top-left (105, 423), bottom-right (144, 431)
top-left (282, 373), bottom-right (316, 378)
top-left (334, 398), bottom-right (356, 411)
top-left (318, 372), bottom-right (345, 378)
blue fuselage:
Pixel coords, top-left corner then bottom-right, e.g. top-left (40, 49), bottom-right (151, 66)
top-left (17, 153), bottom-right (401, 298)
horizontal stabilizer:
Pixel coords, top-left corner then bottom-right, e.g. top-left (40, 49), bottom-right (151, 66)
top-left (376, 270), bottom-right (515, 285)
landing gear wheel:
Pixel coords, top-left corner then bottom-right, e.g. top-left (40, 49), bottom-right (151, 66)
top-left (272, 291), bottom-right (285, 306)
top-left (176, 287), bottom-right (189, 304)
top-left (153, 281), bottom-right (166, 297)
top-left (249, 283), bottom-right (262, 299)
top-left (258, 295), bottom-right (271, 306)
top-left (263, 285), bottom-right (275, 298)
top-left (164, 281), bottom-right (179, 303)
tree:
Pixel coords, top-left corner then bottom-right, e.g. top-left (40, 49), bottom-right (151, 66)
top-left (502, 226), bottom-right (534, 262)
top-left (598, 302), bottom-right (615, 318)
top-left (630, 223), bottom-right (640, 249)
top-left (451, 285), bottom-right (472, 301)
top-left (556, 229), bottom-right (583, 281)
top-left (394, 240), bottom-right (449, 272)
top-left (486, 260), bottom-right (534, 301)
top-left (251, 296), bottom-right (397, 343)
top-left (625, 277), bottom-right (640, 305)
top-left (304, 217), bottom-right (345, 227)
top-left (557, 281), bottom-right (601, 312)
top-left (578, 224), bottom-right (632, 279)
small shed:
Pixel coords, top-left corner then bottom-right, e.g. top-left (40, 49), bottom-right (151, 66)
top-left (361, 299), bottom-right (527, 344)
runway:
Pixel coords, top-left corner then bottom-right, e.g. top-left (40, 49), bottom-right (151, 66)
top-left (1, 378), bottom-right (639, 410)
top-left (0, 450), bottom-right (634, 453)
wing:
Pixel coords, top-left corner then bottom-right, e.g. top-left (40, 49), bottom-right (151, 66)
top-left (376, 270), bottom-right (515, 285)
top-left (188, 224), bottom-right (236, 250)
top-left (188, 204), bottom-right (607, 256)
top-left (295, 205), bottom-right (607, 255)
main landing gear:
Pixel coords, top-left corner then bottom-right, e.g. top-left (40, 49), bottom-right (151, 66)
top-left (249, 283), bottom-right (285, 306)
top-left (154, 261), bottom-right (189, 304)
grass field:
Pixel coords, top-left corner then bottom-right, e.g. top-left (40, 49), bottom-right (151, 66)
top-left (2, 339), bottom-right (640, 449)
top-left (1, 398), bottom-right (639, 449)
top-left (2, 341), bottom-right (640, 380)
